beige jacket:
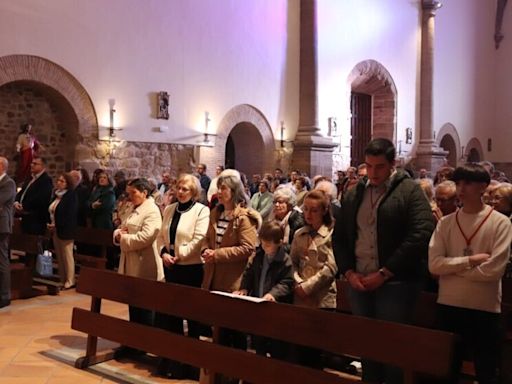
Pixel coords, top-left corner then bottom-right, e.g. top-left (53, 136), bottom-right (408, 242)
top-left (117, 198), bottom-right (164, 281)
top-left (157, 202), bottom-right (210, 265)
top-left (290, 224), bottom-right (337, 309)
top-left (202, 205), bottom-right (260, 292)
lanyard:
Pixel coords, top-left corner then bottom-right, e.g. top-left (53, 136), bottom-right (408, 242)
top-left (455, 206), bottom-right (494, 249)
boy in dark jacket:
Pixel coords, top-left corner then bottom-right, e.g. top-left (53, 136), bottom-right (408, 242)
top-left (235, 221), bottom-right (293, 358)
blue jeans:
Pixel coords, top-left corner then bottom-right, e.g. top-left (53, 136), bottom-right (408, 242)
top-left (348, 280), bottom-right (421, 384)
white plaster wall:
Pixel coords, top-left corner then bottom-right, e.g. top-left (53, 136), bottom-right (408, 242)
top-left (434, 0), bottom-right (497, 161)
top-left (494, 1), bottom-right (512, 163)
top-left (0, 0), bottom-right (299, 146)
top-left (317, 0), bottom-right (419, 169)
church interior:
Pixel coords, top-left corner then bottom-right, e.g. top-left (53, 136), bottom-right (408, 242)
top-left (1, 0), bottom-right (512, 383)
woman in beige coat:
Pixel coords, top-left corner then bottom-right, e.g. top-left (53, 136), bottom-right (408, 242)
top-left (289, 189), bottom-right (337, 368)
top-left (114, 178), bottom-right (163, 331)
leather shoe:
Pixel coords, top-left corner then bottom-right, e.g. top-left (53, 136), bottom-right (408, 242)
top-left (0, 299), bottom-right (11, 309)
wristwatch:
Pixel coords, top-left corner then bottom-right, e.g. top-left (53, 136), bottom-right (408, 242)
top-left (378, 268), bottom-right (391, 280)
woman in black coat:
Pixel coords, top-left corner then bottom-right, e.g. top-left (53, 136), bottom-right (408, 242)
top-left (48, 172), bottom-right (78, 289)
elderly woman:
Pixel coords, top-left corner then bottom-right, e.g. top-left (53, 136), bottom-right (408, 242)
top-left (492, 183), bottom-right (512, 219)
top-left (201, 169), bottom-right (260, 352)
top-left (290, 189), bottom-right (337, 368)
top-left (270, 187), bottom-right (305, 253)
top-left (47, 172), bottom-right (77, 289)
top-left (114, 178), bottom-right (163, 337)
top-left (155, 174), bottom-right (210, 379)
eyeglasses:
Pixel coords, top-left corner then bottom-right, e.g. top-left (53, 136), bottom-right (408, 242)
top-left (31, 162), bottom-right (43, 166)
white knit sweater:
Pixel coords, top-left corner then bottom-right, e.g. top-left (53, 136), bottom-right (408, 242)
top-left (429, 206), bottom-right (512, 313)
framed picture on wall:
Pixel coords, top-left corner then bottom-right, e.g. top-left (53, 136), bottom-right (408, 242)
top-left (157, 91), bottom-right (170, 120)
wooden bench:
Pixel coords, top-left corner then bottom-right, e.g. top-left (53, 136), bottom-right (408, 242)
top-left (72, 268), bottom-right (456, 384)
top-left (73, 226), bottom-right (114, 270)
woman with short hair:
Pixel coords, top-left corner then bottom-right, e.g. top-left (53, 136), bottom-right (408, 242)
top-left (271, 187), bottom-right (305, 253)
top-left (155, 174), bottom-right (210, 379)
top-left (114, 178), bottom-right (163, 329)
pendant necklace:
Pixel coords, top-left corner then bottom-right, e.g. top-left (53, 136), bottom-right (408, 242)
top-left (455, 206), bottom-right (493, 256)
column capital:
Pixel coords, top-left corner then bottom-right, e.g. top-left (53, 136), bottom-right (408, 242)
top-left (422, 0), bottom-right (442, 16)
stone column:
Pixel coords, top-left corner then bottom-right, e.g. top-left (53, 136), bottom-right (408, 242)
top-left (292, 0), bottom-right (336, 177)
top-left (415, 0), bottom-right (448, 172)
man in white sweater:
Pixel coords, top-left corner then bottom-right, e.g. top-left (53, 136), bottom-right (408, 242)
top-left (429, 163), bottom-right (512, 384)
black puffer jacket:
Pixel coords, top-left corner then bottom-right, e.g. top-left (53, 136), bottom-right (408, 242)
top-left (333, 170), bottom-right (435, 281)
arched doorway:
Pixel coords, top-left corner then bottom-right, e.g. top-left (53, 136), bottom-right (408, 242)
top-left (224, 122), bottom-right (265, 176)
top-left (436, 123), bottom-right (461, 168)
top-left (347, 60), bottom-right (397, 166)
top-left (465, 137), bottom-right (484, 163)
top-left (199, 104), bottom-right (275, 176)
top-left (467, 148), bottom-right (480, 163)
top-left (439, 135), bottom-right (457, 167)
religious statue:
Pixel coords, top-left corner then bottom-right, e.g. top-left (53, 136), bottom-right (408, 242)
top-left (15, 123), bottom-right (42, 183)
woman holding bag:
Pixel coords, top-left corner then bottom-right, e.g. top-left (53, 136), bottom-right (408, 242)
top-left (155, 174), bottom-right (210, 380)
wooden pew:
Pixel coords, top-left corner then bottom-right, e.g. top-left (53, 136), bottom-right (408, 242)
top-left (73, 226), bottom-right (114, 270)
top-left (72, 268), bottom-right (456, 384)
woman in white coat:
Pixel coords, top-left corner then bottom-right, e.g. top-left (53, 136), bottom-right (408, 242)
top-left (155, 173), bottom-right (209, 379)
top-left (114, 178), bottom-right (163, 330)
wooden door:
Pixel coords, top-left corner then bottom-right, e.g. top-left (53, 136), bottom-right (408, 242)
top-left (350, 92), bottom-right (372, 167)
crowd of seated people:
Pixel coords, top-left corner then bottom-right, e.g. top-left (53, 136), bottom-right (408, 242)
top-left (6, 150), bottom-right (512, 383)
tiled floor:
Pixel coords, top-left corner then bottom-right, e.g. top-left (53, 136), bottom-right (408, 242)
top-left (0, 290), bottom-right (197, 384)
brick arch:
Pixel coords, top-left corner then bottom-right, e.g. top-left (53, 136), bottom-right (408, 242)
top-left (199, 104), bottom-right (276, 174)
top-left (347, 59), bottom-right (397, 143)
top-left (0, 55), bottom-right (98, 143)
top-left (436, 123), bottom-right (461, 167)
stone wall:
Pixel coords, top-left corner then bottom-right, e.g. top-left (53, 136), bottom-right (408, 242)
top-left (77, 139), bottom-right (196, 180)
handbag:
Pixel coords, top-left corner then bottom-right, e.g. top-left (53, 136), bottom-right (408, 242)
top-left (36, 250), bottom-right (53, 277)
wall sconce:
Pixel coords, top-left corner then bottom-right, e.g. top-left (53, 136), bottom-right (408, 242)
top-left (280, 121), bottom-right (293, 147)
top-left (197, 111), bottom-right (216, 147)
top-left (109, 107), bottom-right (122, 138)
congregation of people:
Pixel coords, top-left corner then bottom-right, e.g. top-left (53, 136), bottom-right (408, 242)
top-left (1, 136), bottom-right (512, 384)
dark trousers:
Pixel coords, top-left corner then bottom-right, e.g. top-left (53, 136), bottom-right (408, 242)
top-left (437, 304), bottom-right (502, 384)
top-left (154, 263), bottom-right (204, 378)
top-left (155, 263), bottom-right (204, 336)
top-left (128, 305), bottom-right (154, 327)
top-left (0, 234), bottom-right (10, 301)
top-left (348, 280), bottom-right (421, 384)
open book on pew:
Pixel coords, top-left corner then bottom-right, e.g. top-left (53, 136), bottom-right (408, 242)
top-left (211, 291), bottom-right (267, 303)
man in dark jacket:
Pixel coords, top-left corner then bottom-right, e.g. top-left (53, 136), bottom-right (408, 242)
top-left (0, 157), bottom-right (16, 308)
top-left (14, 157), bottom-right (53, 269)
top-left (333, 138), bottom-right (435, 384)
top-left (14, 156), bottom-right (53, 236)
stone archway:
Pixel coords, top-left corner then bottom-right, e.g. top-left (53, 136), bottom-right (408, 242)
top-left (0, 55), bottom-right (98, 169)
top-left (347, 60), bottom-right (397, 165)
top-left (465, 137), bottom-right (484, 163)
top-left (436, 123), bottom-right (461, 167)
top-left (199, 104), bottom-right (275, 176)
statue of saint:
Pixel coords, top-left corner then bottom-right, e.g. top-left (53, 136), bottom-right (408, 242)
top-left (15, 124), bottom-right (43, 183)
